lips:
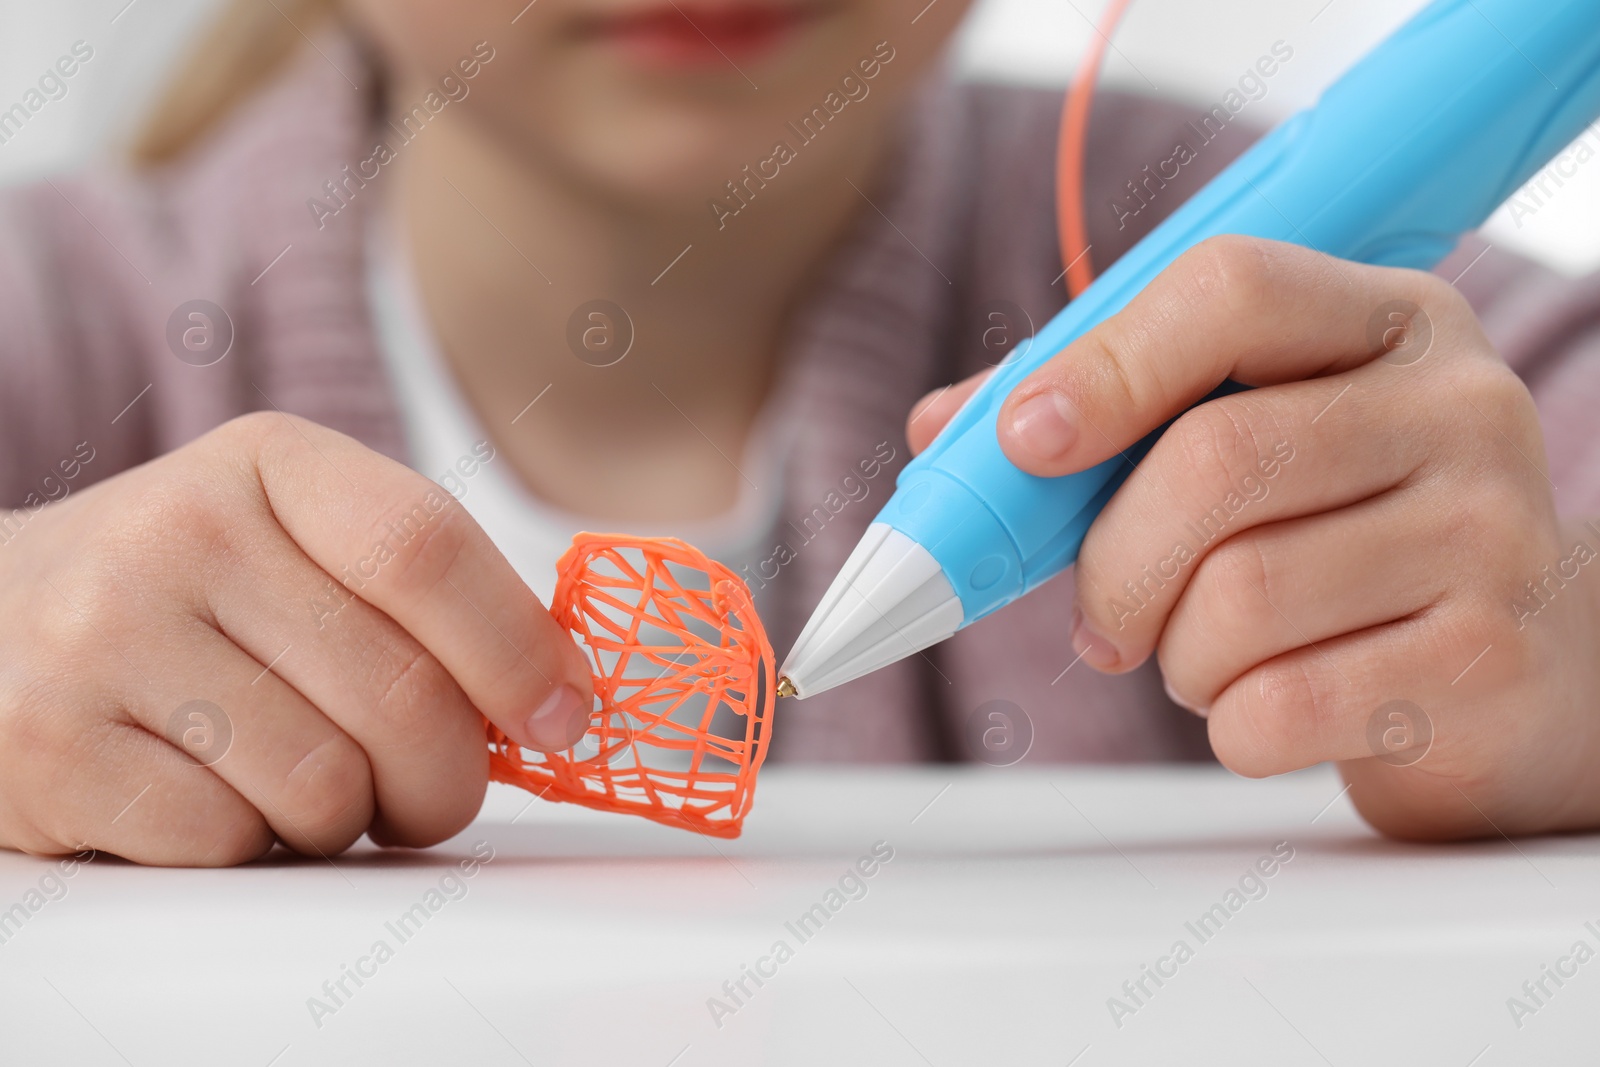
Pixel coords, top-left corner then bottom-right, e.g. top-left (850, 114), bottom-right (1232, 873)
top-left (579, 2), bottom-right (823, 66)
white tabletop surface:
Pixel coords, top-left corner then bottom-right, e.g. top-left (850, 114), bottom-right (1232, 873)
top-left (0, 764), bottom-right (1596, 1066)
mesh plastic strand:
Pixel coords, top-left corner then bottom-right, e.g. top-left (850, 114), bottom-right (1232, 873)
top-left (486, 533), bottom-right (776, 838)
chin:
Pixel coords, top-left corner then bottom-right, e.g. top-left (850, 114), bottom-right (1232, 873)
top-left (548, 105), bottom-right (805, 213)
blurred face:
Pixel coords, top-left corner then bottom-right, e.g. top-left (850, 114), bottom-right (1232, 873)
top-left (343, 0), bottom-right (972, 210)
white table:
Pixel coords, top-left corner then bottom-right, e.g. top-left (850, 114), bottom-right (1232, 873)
top-left (0, 765), bottom-right (1595, 1066)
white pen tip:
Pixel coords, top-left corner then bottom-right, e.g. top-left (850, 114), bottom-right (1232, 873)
top-left (778, 524), bottom-right (963, 699)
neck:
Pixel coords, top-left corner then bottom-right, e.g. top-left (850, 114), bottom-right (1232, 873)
top-left (389, 98), bottom-right (892, 521)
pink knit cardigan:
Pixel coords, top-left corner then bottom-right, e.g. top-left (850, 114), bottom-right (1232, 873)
top-left (4, 33), bottom-right (1599, 763)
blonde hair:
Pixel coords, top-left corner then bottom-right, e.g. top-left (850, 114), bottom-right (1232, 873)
top-left (129, 0), bottom-right (341, 166)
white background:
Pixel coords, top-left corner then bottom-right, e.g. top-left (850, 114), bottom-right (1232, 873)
top-left (0, 0), bottom-right (1595, 272)
top-left (3, 765), bottom-right (1597, 1066)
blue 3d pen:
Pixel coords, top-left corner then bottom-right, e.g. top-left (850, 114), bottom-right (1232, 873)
top-left (778, 0), bottom-right (1600, 698)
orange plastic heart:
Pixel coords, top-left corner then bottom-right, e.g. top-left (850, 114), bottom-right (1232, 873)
top-left (487, 533), bottom-right (776, 838)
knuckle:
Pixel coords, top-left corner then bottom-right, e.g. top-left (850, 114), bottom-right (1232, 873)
top-left (366, 491), bottom-right (468, 595)
top-left (206, 412), bottom-right (301, 482)
top-left (368, 641), bottom-right (460, 740)
top-left (52, 535), bottom-right (209, 654)
top-left (1215, 658), bottom-right (1328, 777)
top-left (97, 452), bottom-right (250, 575)
top-left (13, 696), bottom-right (75, 766)
top-left (1434, 606), bottom-right (1517, 683)
top-left (125, 476), bottom-right (234, 564)
top-left (196, 815), bottom-right (276, 867)
top-left (1253, 656), bottom-right (1324, 729)
top-left (0, 680), bottom-right (84, 787)
top-left (215, 410), bottom-right (298, 453)
top-left (1181, 235), bottom-right (1278, 321)
top-left (1457, 364), bottom-right (1542, 453)
top-left (223, 409), bottom-right (285, 439)
top-left (1166, 401), bottom-right (1264, 504)
top-left (276, 733), bottom-right (372, 848)
top-left (29, 573), bottom-right (111, 658)
top-left (1437, 466), bottom-right (1542, 578)
top-left (1074, 323), bottom-right (1142, 415)
top-left (1196, 534), bottom-right (1278, 635)
top-left (1446, 483), bottom-right (1516, 561)
top-left (1411, 268), bottom-right (1474, 323)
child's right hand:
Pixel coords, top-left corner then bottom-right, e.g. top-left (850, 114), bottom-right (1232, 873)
top-left (0, 413), bottom-right (595, 866)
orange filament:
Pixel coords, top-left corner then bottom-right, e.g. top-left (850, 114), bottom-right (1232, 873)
top-left (487, 533), bottom-right (776, 838)
top-left (1057, 0), bottom-right (1136, 297)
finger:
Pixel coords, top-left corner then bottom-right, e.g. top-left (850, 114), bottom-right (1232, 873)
top-left (206, 518), bottom-right (486, 847)
top-left (1070, 350), bottom-right (1527, 670)
top-left (229, 414), bottom-right (595, 754)
top-left (1069, 371), bottom-right (1421, 668)
top-left (995, 235), bottom-right (1481, 476)
top-left (1158, 489), bottom-right (1449, 713)
top-left (121, 619), bottom-right (378, 857)
top-left (1, 708), bottom-right (273, 867)
top-left (907, 371), bottom-right (991, 455)
top-left (1206, 606), bottom-right (1496, 778)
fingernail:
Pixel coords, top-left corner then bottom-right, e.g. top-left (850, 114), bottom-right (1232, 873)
top-left (1070, 609), bottom-right (1119, 671)
top-left (524, 685), bottom-right (591, 752)
top-left (1163, 676), bottom-right (1209, 719)
top-left (1010, 392), bottom-right (1078, 463)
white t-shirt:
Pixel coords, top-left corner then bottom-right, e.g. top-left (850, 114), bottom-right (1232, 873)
top-left (365, 222), bottom-right (788, 607)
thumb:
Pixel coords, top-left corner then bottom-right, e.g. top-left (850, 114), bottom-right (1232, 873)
top-left (993, 236), bottom-right (1446, 477)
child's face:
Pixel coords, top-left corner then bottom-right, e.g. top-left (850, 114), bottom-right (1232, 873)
top-left (343, 0), bottom-right (971, 208)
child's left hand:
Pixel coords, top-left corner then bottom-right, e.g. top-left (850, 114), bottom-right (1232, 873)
top-left (909, 236), bottom-right (1600, 839)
